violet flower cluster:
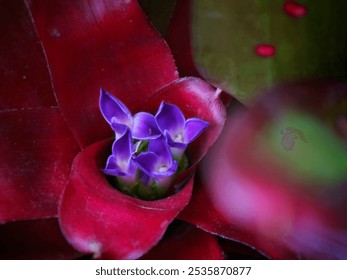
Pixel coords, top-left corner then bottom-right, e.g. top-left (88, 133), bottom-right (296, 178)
top-left (99, 89), bottom-right (209, 199)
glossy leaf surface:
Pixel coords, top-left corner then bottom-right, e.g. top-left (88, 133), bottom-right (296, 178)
top-left (27, 0), bottom-right (178, 148)
top-left (145, 77), bottom-right (227, 166)
top-left (0, 0), bottom-right (56, 110)
top-left (0, 108), bottom-right (79, 222)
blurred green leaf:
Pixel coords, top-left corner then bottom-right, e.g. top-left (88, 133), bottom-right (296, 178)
top-left (192, 0), bottom-right (347, 105)
top-left (264, 110), bottom-right (347, 186)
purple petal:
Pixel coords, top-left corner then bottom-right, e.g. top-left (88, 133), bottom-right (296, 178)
top-left (112, 130), bottom-right (133, 162)
top-left (103, 155), bottom-right (127, 177)
top-left (165, 131), bottom-right (188, 149)
top-left (99, 88), bottom-right (132, 126)
top-left (134, 138), bottom-right (178, 179)
top-left (111, 122), bottom-right (128, 139)
top-left (184, 118), bottom-right (209, 143)
top-left (148, 137), bottom-right (173, 166)
top-left (103, 129), bottom-right (136, 178)
top-left (153, 160), bottom-right (178, 178)
top-left (132, 112), bottom-right (161, 140)
top-left (149, 138), bottom-right (178, 177)
top-left (155, 102), bottom-right (185, 136)
top-left (133, 152), bottom-right (158, 177)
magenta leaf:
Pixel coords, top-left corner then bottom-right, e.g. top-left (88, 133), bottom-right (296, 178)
top-left (27, 0), bottom-right (178, 148)
top-left (0, 0), bottom-right (228, 260)
top-left (0, 0), bottom-right (56, 110)
top-left (166, 0), bottom-right (200, 77)
top-left (59, 139), bottom-right (194, 259)
top-left (0, 108), bottom-right (80, 222)
top-left (144, 77), bottom-right (227, 167)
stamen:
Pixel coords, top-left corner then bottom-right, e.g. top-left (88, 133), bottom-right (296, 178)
top-left (174, 133), bottom-right (184, 142)
top-left (159, 165), bottom-right (168, 172)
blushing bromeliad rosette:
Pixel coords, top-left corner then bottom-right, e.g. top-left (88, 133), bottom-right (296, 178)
top-left (2, 0), bottom-right (347, 260)
top-left (0, 0), bottom-right (226, 259)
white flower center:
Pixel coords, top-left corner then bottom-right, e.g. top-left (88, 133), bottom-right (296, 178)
top-left (159, 165), bottom-right (168, 172)
top-left (117, 160), bottom-right (128, 172)
top-left (173, 133), bottom-right (184, 143)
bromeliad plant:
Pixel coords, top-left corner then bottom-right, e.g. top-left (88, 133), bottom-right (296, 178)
top-left (99, 89), bottom-right (208, 200)
top-left (3, 0), bottom-right (346, 261)
top-left (0, 0), bottom-right (226, 260)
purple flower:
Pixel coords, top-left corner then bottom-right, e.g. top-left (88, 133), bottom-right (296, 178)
top-left (133, 138), bottom-right (178, 188)
top-left (103, 129), bottom-right (137, 185)
top-left (100, 91), bottom-right (209, 199)
top-left (155, 102), bottom-right (209, 157)
top-left (99, 89), bottom-right (161, 140)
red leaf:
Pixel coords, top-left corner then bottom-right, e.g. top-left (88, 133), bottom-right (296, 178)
top-left (59, 139), bottom-right (193, 259)
top-left (141, 221), bottom-right (224, 260)
top-left (0, 108), bottom-right (80, 222)
top-left (166, 0), bottom-right (199, 77)
top-left (144, 77), bottom-right (227, 166)
top-left (0, 0), bottom-right (56, 110)
top-left (27, 0), bottom-right (178, 148)
top-left (0, 218), bottom-right (81, 260)
top-left (180, 152), bottom-right (335, 259)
